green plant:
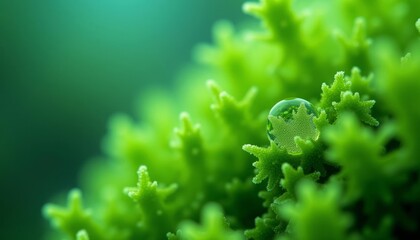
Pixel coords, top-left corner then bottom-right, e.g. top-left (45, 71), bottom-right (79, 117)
top-left (43, 0), bottom-right (420, 239)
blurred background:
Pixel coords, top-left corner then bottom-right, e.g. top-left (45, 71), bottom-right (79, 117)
top-left (0, 0), bottom-right (245, 238)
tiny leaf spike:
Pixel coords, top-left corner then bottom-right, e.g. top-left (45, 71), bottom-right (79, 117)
top-left (267, 98), bottom-right (319, 154)
top-left (125, 165), bottom-right (178, 239)
top-left (76, 230), bottom-right (90, 240)
top-left (173, 112), bottom-right (203, 164)
top-left (279, 163), bottom-right (320, 199)
top-left (417, 18), bottom-right (420, 33)
top-left (278, 181), bottom-right (352, 240)
top-left (178, 203), bottom-right (245, 240)
top-left (43, 189), bottom-right (106, 240)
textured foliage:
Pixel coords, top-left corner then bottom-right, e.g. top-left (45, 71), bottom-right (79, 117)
top-left (124, 166), bottom-right (178, 239)
top-left (43, 190), bottom-right (107, 240)
top-left (44, 0), bottom-right (420, 239)
top-left (176, 203), bottom-right (244, 240)
top-left (279, 181), bottom-right (352, 240)
top-left (268, 103), bottom-right (319, 154)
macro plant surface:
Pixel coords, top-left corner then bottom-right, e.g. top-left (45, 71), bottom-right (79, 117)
top-left (44, 0), bottom-right (420, 239)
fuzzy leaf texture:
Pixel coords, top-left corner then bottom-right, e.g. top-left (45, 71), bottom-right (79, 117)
top-left (44, 0), bottom-right (420, 239)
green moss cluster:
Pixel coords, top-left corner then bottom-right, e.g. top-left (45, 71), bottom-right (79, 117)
top-left (44, 0), bottom-right (420, 239)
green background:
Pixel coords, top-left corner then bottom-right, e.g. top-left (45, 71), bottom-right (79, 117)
top-left (0, 0), bottom-right (244, 238)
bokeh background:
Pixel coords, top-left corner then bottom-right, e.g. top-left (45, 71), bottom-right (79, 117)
top-left (0, 0), bottom-right (246, 238)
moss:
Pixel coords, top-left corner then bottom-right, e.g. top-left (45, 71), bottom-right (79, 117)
top-left (44, 0), bottom-right (420, 239)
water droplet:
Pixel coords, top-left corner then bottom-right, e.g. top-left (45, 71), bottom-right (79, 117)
top-left (267, 98), bottom-right (318, 153)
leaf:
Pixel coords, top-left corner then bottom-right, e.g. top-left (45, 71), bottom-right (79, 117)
top-left (323, 113), bottom-right (391, 207)
top-left (333, 91), bottom-right (378, 126)
top-left (208, 80), bottom-right (258, 133)
top-left (319, 71), bottom-right (351, 122)
top-left (244, 216), bottom-right (277, 240)
top-left (125, 165), bottom-right (178, 239)
top-left (76, 230), bottom-right (90, 240)
top-left (278, 181), bottom-right (352, 240)
top-left (320, 70), bottom-right (378, 126)
top-left (279, 163), bottom-right (320, 199)
top-left (417, 18), bottom-right (420, 33)
top-left (377, 45), bottom-right (420, 161)
top-left (268, 103), bottom-right (319, 154)
top-left (346, 67), bottom-right (374, 99)
top-left (178, 203), bottom-right (244, 240)
top-left (172, 112), bottom-right (204, 165)
top-left (336, 18), bottom-right (371, 71)
top-left (243, 142), bottom-right (297, 191)
top-left (243, 0), bottom-right (302, 45)
top-left (43, 189), bottom-right (107, 240)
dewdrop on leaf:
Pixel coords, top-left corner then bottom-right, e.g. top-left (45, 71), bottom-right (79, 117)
top-left (267, 98), bottom-right (317, 140)
top-left (267, 98), bottom-right (319, 154)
